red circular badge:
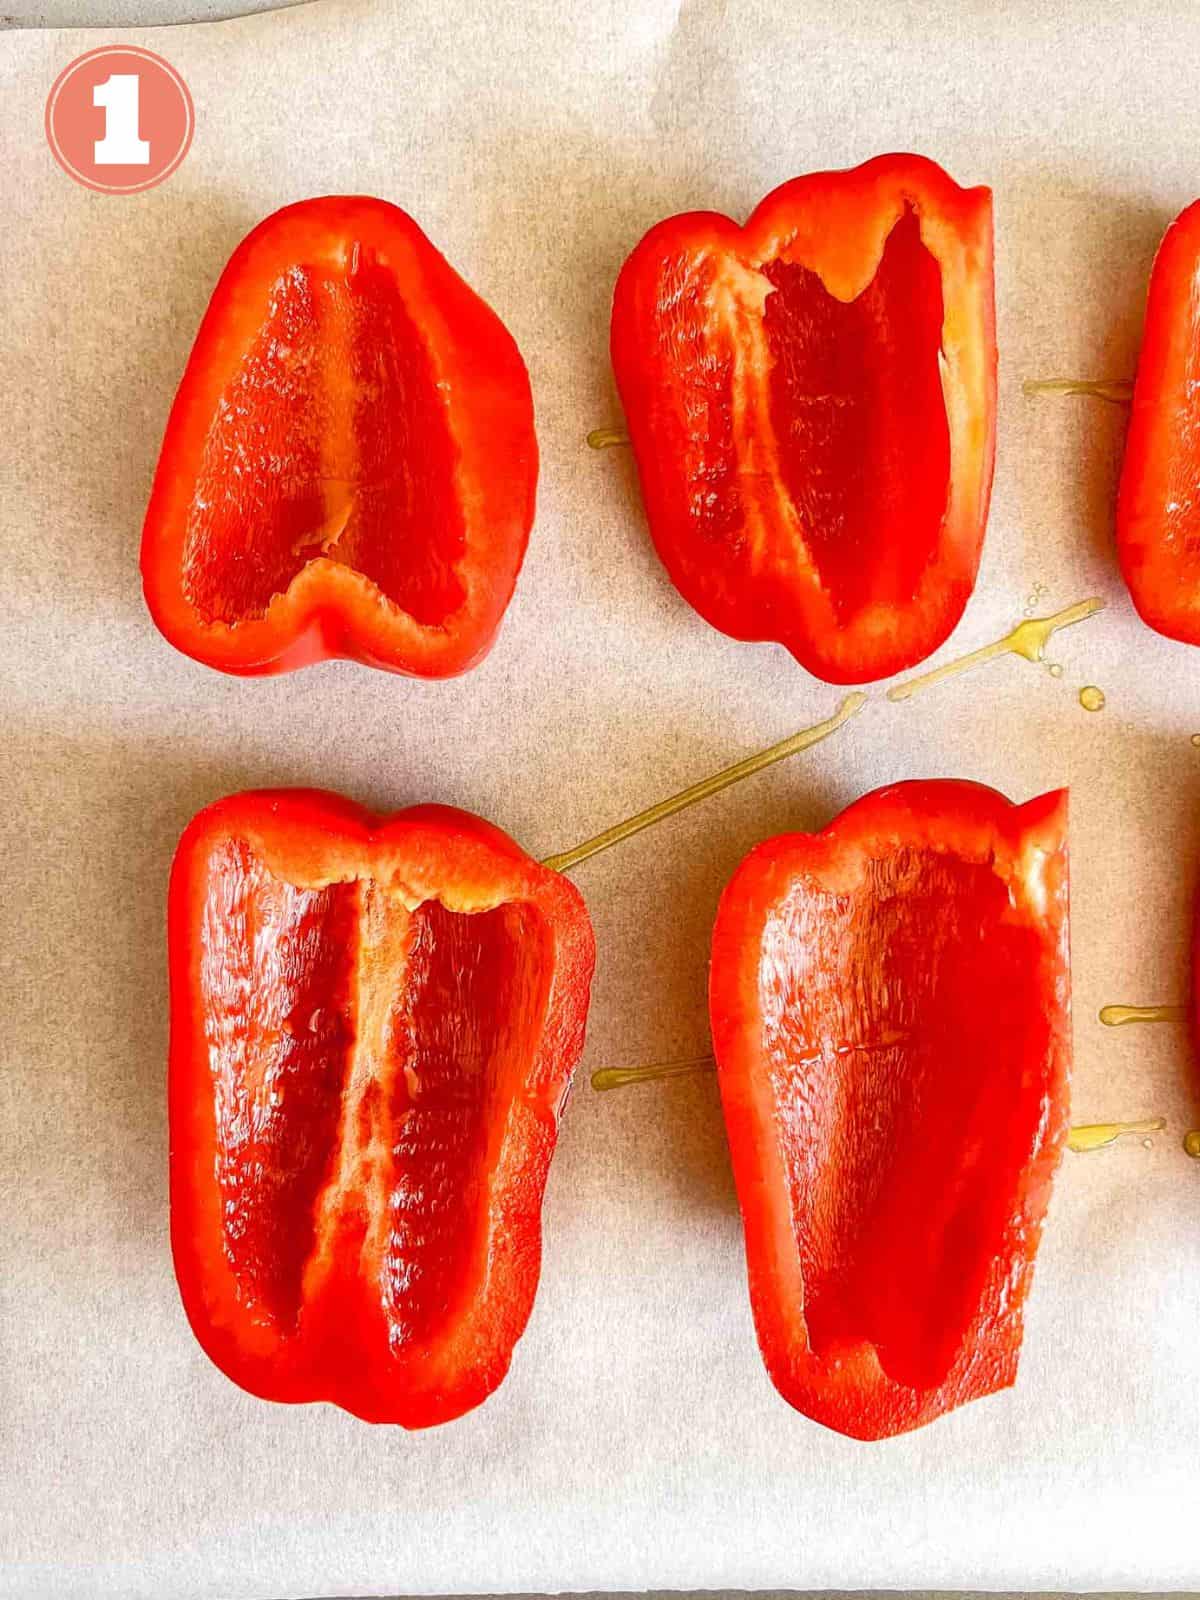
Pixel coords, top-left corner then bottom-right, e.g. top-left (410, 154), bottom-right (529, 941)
top-left (46, 46), bottom-right (194, 195)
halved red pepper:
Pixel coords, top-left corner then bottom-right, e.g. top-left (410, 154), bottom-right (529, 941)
top-left (611, 154), bottom-right (996, 684)
top-left (709, 781), bottom-right (1070, 1439)
top-left (169, 789), bottom-right (594, 1426)
top-left (142, 198), bottom-right (537, 677)
top-left (1118, 199), bottom-right (1200, 644)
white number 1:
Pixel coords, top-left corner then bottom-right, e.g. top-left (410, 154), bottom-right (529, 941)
top-left (93, 74), bottom-right (150, 166)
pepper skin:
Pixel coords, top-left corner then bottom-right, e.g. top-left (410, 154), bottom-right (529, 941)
top-left (169, 790), bottom-right (594, 1426)
top-left (1117, 199), bottom-right (1200, 645)
top-left (611, 154), bottom-right (996, 684)
top-left (142, 198), bottom-right (537, 677)
top-left (709, 782), bottom-right (1070, 1439)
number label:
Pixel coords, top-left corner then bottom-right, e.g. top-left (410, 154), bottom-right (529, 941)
top-left (93, 73), bottom-right (150, 166)
top-left (46, 46), bottom-right (195, 194)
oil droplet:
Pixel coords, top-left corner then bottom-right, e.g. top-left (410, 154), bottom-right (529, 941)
top-left (543, 693), bottom-right (866, 874)
top-left (1099, 1003), bottom-right (1183, 1026)
top-left (1184, 1130), bottom-right (1200, 1159)
top-left (1046, 662), bottom-right (1064, 678)
top-left (1192, 734), bottom-right (1200, 749)
top-left (591, 1055), bottom-right (714, 1092)
top-left (1079, 685), bottom-right (1106, 712)
top-left (587, 427), bottom-right (630, 449)
top-left (1068, 1117), bottom-right (1165, 1153)
top-left (1023, 377), bottom-right (1133, 404)
top-left (887, 598), bottom-right (1105, 703)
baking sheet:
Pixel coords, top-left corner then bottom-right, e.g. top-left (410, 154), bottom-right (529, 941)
top-left (1, 0), bottom-right (303, 28)
top-left (3, 1), bottom-right (1200, 1594)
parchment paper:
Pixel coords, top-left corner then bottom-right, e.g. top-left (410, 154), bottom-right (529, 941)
top-left (3, 2), bottom-right (1200, 1594)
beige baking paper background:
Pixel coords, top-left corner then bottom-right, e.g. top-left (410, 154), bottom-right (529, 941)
top-left (3, 0), bottom-right (1200, 1594)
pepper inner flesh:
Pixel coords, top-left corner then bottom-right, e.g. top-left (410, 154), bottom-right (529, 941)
top-left (758, 846), bottom-right (1051, 1391)
top-left (200, 838), bottom-right (550, 1349)
top-left (1154, 307), bottom-right (1200, 561)
top-left (760, 207), bottom-right (951, 621)
top-left (182, 254), bottom-right (466, 628)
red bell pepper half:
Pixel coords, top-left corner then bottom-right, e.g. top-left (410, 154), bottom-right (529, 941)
top-left (611, 154), bottom-right (996, 684)
top-left (1118, 199), bottom-right (1200, 645)
top-left (142, 198), bottom-right (537, 677)
top-left (709, 782), bottom-right (1070, 1439)
top-left (169, 789), bottom-right (594, 1426)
